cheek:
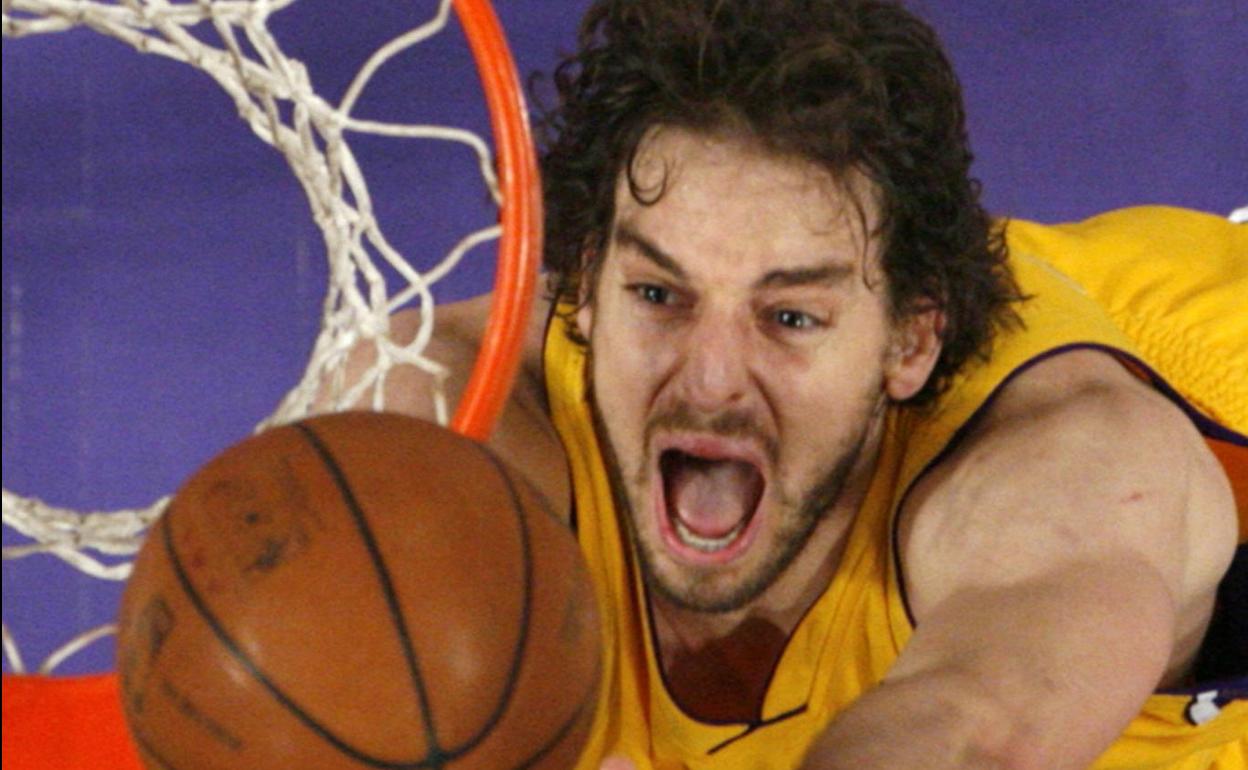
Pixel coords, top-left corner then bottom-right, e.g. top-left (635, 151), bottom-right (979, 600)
top-left (764, 344), bottom-right (886, 445)
top-left (591, 321), bottom-right (654, 413)
top-left (594, 305), bottom-right (675, 383)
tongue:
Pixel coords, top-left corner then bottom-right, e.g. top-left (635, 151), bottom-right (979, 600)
top-left (665, 457), bottom-right (760, 538)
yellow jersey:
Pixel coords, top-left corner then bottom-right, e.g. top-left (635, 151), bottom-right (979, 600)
top-left (545, 206), bottom-right (1248, 770)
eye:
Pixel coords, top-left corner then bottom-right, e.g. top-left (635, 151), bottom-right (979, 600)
top-left (629, 283), bottom-right (673, 306)
top-left (771, 308), bottom-right (821, 330)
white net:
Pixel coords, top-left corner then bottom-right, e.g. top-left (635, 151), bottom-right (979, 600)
top-left (2, 0), bottom-right (527, 673)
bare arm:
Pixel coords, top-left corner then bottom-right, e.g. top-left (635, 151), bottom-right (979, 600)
top-left (314, 291), bottom-right (572, 521)
top-left (803, 350), bottom-right (1237, 770)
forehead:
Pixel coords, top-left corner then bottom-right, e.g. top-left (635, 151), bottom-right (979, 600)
top-left (614, 127), bottom-right (881, 269)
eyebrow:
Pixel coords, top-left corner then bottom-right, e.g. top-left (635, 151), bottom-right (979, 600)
top-left (613, 222), bottom-right (857, 291)
top-left (613, 223), bottom-right (687, 280)
top-left (753, 262), bottom-right (856, 290)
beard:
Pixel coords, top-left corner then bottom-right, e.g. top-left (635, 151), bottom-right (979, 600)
top-left (587, 371), bottom-right (883, 616)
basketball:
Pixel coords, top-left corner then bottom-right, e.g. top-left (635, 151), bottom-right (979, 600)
top-left (115, 411), bottom-right (601, 770)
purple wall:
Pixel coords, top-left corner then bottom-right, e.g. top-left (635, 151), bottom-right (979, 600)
top-left (3, 0), bottom-right (1245, 674)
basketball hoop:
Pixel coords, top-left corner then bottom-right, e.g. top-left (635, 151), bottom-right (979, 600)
top-left (2, 0), bottom-right (542, 675)
top-left (453, 0), bottom-right (542, 441)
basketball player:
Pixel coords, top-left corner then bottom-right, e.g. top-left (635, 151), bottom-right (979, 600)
top-left (369, 1), bottom-right (1247, 767)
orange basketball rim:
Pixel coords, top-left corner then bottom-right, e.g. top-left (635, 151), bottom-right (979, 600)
top-left (1, 2), bottom-right (543, 768)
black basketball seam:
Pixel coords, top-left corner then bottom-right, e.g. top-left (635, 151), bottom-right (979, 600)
top-left (438, 444), bottom-right (536, 762)
top-left (509, 632), bottom-right (603, 770)
top-left (465, 447), bottom-right (603, 770)
top-left (159, 422), bottom-right (580, 770)
top-left (162, 428), bottom-right (441, 769)
top-left (127, 706), bottom-right (185, 770)
top-left (294, 422), bottom-right (450, 768)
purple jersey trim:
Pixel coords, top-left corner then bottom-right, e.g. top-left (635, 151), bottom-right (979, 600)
top-left (891, 343), bottom-right (1247, 698)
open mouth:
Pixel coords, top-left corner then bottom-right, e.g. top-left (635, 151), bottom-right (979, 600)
top-left (657, 447), bottom-right (766, 561)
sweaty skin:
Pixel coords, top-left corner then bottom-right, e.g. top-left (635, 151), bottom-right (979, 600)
top-left (356, 128), bottom-right (1236, 770)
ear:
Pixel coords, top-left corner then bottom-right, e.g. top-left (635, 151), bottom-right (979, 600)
top-left (883, 306), bottom-right (944, 401)
top-left (576, 293), bottom-right (594, 340)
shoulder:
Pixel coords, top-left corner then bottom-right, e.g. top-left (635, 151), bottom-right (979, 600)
top-left (391, 290), bottom-right (551, 383)
top-left (363, 291), bottom-right (572, 522)
top-left (898, 349), bottom-right (1236, 671)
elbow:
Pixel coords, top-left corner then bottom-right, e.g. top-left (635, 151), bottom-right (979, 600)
top-left (935, 675), bottom-right (1032, 770)
top-left (804, 668), bottom-right (1043, 770)
top-left (935, 670), bottom-right (1079, 770)
top-left (887, 668), bottom-right (1048, 770)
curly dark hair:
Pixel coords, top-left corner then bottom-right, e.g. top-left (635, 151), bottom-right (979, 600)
top-left (537, 0), bottom-right (1023, 404)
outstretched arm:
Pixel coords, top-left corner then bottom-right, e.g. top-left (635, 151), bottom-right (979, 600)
top-left (313, 291), bottom-right (572, 521)
top-left (803, 350), bottom-right (1236, 770)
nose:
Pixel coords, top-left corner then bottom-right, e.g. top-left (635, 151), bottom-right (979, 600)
top-left (674, 311), bottom-right (754, 412)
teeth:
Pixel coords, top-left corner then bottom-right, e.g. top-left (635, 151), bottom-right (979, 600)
top-left (672, 516), bottom-right (748, 553)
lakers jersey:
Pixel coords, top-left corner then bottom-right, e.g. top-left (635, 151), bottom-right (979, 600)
top-left (545, 207), bottom-right (1248, 770)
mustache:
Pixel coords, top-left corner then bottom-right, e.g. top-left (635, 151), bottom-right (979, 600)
top-left (643, 403), bottom-right (778, 465)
